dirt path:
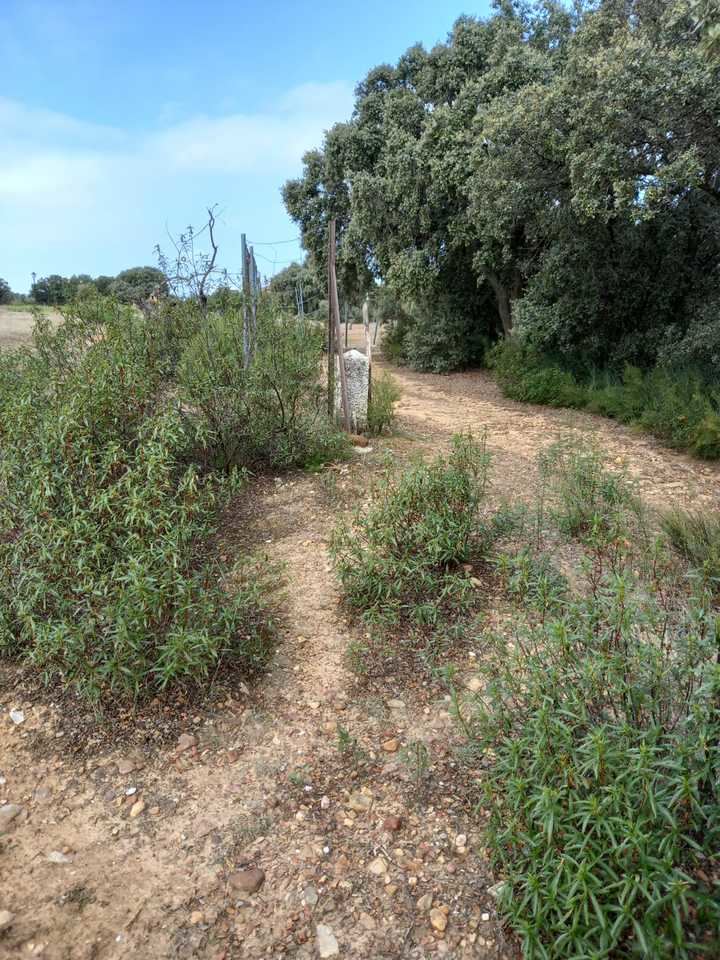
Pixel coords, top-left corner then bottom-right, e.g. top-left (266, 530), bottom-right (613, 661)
top-left (386, 363), bottom-right (720, 513)
top-left (1, 356), bottom-right (718, 960)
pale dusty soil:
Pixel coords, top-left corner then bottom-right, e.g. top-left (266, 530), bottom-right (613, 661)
top-left (1, 340), bottom-right (719, 960)
top-left (0, 307), bottom-right (60, 351)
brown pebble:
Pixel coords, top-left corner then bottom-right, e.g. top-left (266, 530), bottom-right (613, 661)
top-left (383, 815), bottom-right (403, 832)
top-left (229, 867), bottom-right (265, 894)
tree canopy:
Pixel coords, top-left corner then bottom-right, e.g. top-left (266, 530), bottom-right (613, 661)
top-left (283, 0), bottom-right (720, 373)
top-left (29, 267), bottom-right (168, 306)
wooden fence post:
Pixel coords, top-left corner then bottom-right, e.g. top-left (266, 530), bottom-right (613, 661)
top-left (363, 297), bottom-right (372, 405)
top-left (327, 249), bottom-right (335, 418)
top-left (241, 233), bottom-right (251, 368)
top-left (329, 220), bottom-right (350, 431)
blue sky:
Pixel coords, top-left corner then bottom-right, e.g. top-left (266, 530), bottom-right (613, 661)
top-left (0, 1), bottom-right (492, 293)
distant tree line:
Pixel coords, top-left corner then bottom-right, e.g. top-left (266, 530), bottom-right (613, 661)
top-left (26, 267), bottom-right (168, 306)
top-left (283, 0), bottom-right (720, 375)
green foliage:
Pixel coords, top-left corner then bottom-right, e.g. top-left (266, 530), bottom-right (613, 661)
top-left (110, 266), bottom-right (167, 303)
top-left (490, 340), bottom-right (720, 460)
top-left (691, 0), bottom-right (720, 59)
top-left (391, 296), bottom-right (492, 373)
top-left (331, 434), bottom-right (491, 627)
top-left (284, 2), bottom-right (720, 375)
top-left (266, 261), bottom-right (324, 319)
top-left (0, 278), bottom-right (12, 305)
top-left (29, 268), bottom-right (167, 306)
top-left (0, 288), bottom-right (350, 700)
top-left (457, 448), bottom-right (720, 959)
top-left (539, 439), bottom-right (642, 543)
top-left (661, 508), bottom-right (720, 591)
top-left (488, 340), bottom-right (585, 408)
top-left (366, 372), bottom-right (401, 436)
top-left (0, 298), bottom-right (274, 701)
top-left (176, 302), bottom-right (345, 470)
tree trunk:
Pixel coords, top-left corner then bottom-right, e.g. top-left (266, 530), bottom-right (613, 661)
top-left (486, 271), bottom-right (515, 337)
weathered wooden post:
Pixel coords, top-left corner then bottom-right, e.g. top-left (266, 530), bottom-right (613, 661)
top-left (241, 233), bottom-right (251, 368)
top-left (328, 220), bottom-right (351, 431)
top-left (363, 296), bottom-right (372, 404)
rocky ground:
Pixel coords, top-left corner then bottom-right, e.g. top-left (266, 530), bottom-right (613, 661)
top-left (2, 350), bottom-right (719, 960)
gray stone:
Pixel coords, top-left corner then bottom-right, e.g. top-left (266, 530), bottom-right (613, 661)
top-left (0, 804), bottom-right (22, 835)
top-left (316, 923), bottom-right (339, 957)
top-left (229, 867), bottom-right (265, 893)
top-left (335, 349), bottom-right (369, 431)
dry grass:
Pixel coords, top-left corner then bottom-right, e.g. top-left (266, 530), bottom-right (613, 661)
top-left (0, 305), bottom-right (60, 350)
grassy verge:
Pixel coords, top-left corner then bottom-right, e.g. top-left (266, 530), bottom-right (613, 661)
top-left (489, 340), bottom-right (720, 460)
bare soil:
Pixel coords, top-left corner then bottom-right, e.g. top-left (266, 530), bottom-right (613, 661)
top-left (0, 307), bottom-right (60, 351)
top-left (1, 342), bottom-right (718, 960)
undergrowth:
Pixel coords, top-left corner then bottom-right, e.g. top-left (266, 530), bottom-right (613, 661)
top-left (489, 340), bottom-right (720, 460)
top-left (334, 434), bottom-right (720, 957)
top-left (331, 433), bottom-right (494, 630)
top-left (366, 370), bottom-right (401, 436)
top-left (662, 508), bottom-right (720, 593)
top-left (0, 294), bottom-right (345, 701)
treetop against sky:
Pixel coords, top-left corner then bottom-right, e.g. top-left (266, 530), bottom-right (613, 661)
top-left (0, 0), bottom-right (491, 292)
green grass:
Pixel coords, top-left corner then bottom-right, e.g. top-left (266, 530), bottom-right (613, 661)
top-left (4, 302), bottom-right (47, 313)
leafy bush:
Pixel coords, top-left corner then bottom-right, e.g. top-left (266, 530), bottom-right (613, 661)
top-left (461, 489), bottom-right (720, 958)
top-left (488, 340), bottom-right (585, 408)
top-left (0, 291), bottom-right (348, 702)
top-left (367, 371), bottom-right (401, 436)
top-left (331, 434), bottom-right (492, 627)
top-left (0, 298), bottom-right (276, 701)
top-left (661, 508), bottom-right (720, 591)
top-left (177, 303), bottom-right (345, 470)
top-left (539, 439), bottom-right (642, 543)
top-left (490, 340), bottom-right (720, 460)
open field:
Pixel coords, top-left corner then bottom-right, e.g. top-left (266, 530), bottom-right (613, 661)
top-left (0, 306), bottom-right (61, 351)
top-left (1, 328), bottom-right (718, 959)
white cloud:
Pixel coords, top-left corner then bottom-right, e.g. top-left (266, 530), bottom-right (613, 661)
top-left (0, 82), bottom-right (354, 289)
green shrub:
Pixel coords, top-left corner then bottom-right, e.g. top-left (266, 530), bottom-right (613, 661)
top-left (177, 302), bottom-right (346, 470)
top-left (488, 340), bottom-right (585, 408)
top-left (539, 439), bottom-right (642, 543)
top-left (586, 364), bottom-right (649, 422)
top-left (0, 292), bottom-right (356, 701)
top-left (691, 411), bottom-right (720, 459)
top-left (367, 371), bottom-right (401, 436)
top-left (462, 542), bottom-right (720, 958)
top-left (331, 434), bottom-right (491, 627)
top-left (491, 340), bottom-right (720, 461)
top-left (661, 507), bottom-right (720, 591)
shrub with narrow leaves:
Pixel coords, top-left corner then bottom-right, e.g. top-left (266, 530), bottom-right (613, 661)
top-left (331, 434), bottom-right (492, 627)
top-left (0, 298), bottom-right (276, 701)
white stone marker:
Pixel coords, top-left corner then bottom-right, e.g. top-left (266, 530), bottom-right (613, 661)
top-left (335, 348), bottom-right (369, 431)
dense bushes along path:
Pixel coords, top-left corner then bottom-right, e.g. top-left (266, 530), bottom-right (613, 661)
top-left (1, 351), bottom-right (718, 960)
